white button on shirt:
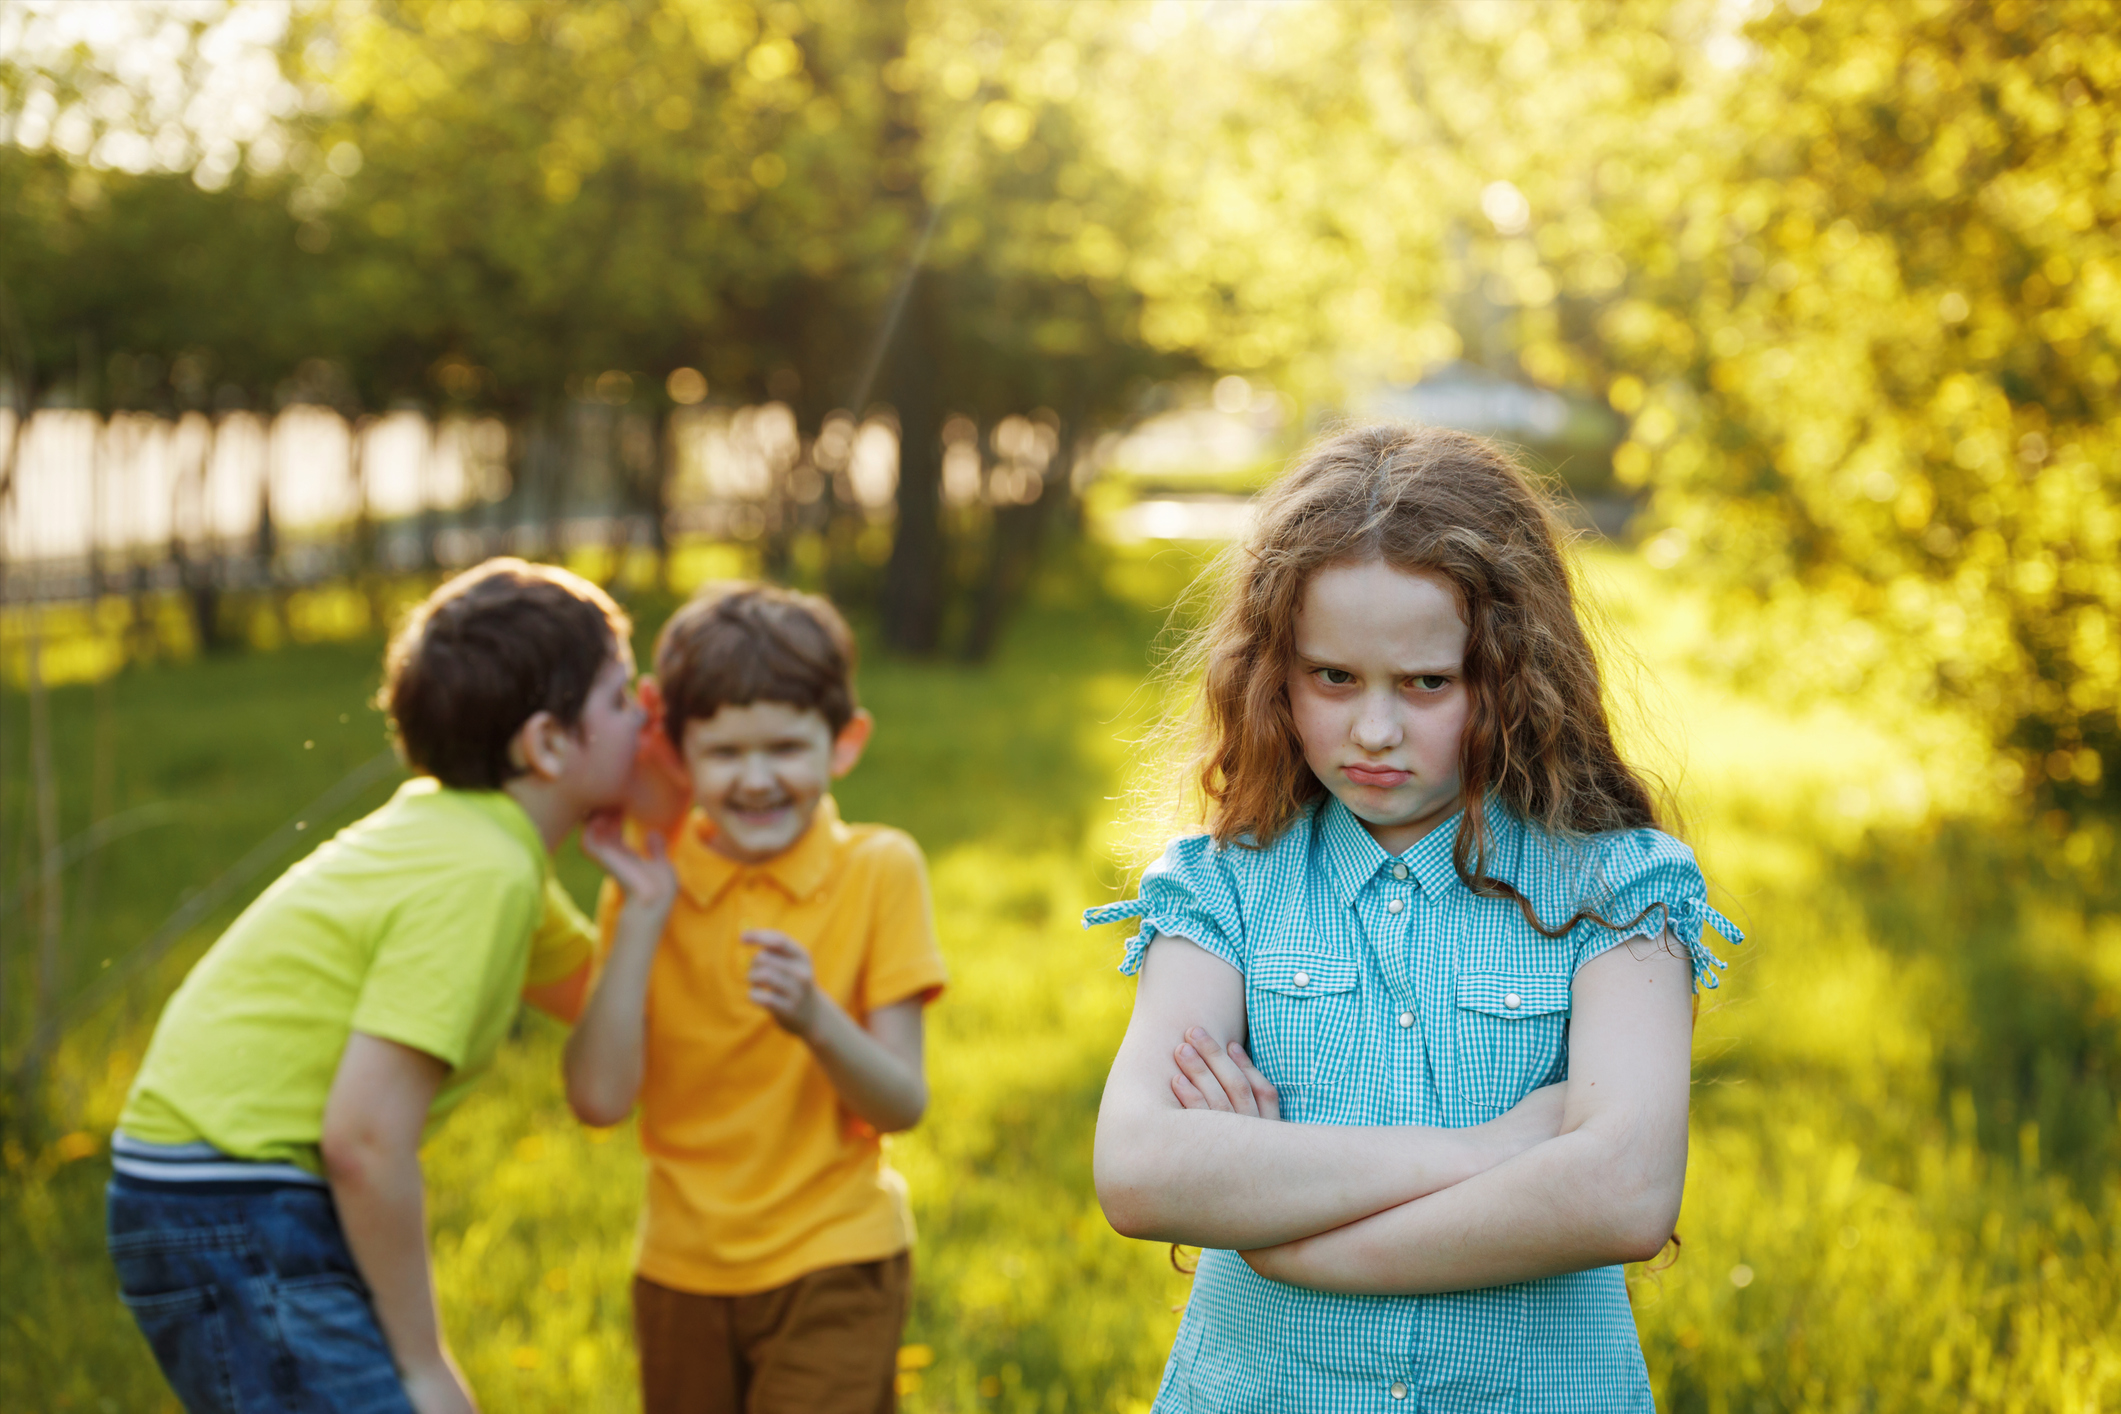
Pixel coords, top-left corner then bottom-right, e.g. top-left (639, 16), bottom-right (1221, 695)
top-left (1293, 971), bottom-right (1310, 989)
top-left (1390, 1383), bottom-right (1409, 1400)
top-left (1387, 897), bottom-right (1404, 914)
top-left (1398, 1011), bottom-right (1414, 1028)
top-left (1504, 992), bottom-right (1523, 1010)
top-left (1392, 863), bottom-right (1410, 880)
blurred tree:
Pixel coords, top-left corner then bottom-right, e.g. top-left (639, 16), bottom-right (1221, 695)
top-left (8, 0), bottom-right (2115, 757)
top-left (1232, 0), bottom-right (2118, 818)
top-left (300, 0), bottom-right (1194, 650)
top-left (1531, 0), bottom-right (2119, 817)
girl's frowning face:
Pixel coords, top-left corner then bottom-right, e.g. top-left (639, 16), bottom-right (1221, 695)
top-left (1285, 560), bottom-right (1470, 856)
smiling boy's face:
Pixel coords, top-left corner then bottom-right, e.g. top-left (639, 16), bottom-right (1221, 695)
top-left (679, 701), bottom-right (870, 863)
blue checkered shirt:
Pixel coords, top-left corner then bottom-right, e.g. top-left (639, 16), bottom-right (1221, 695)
top-left (1084, 795), bottom-right (1741, 1413)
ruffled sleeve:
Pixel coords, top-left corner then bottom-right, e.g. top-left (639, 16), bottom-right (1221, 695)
top-left (1081, 833), bottom-right (1244, 976)
top-left (1570, 829), bottom-right (1744, 990)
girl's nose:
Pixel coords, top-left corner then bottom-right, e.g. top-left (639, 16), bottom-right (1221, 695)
top-left (1350, 697), bottom-right (1402, 752)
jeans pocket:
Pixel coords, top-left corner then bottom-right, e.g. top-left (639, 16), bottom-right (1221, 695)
top-left (121, 1285), bottom-right (240, 1414)
top-left (110, 1221), bottom-right (256, 1294)
top-left (273, 1275), bottom-right (414, 1414)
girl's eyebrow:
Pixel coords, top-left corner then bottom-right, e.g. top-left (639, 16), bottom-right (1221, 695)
top-left (1294, 650), bottom-right (1461, 676)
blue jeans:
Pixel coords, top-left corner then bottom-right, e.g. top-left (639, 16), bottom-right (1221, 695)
top-left (107, 1177), bottom-right (416, 1414)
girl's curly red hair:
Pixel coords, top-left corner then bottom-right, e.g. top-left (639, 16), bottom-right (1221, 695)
top-left (1160, 422), bottom-right (1666, 936)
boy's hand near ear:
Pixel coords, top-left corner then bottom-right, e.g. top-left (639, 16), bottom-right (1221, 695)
top-left (742, 929), bottom-right (930, 1134)
top-left (624, 677), bottom-right (694, 835)
top-left (580, 813), bottom-right (677, 915)
top-left (564, 819), bottom-right (678, 1127)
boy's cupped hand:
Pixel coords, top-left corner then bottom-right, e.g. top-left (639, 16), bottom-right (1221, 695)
top-left (624, 676), bottom-right (695, 834)
top-left (580, 811), bottom-right (678, 916)
top-left (742, 929), bottom-right (824, 1038)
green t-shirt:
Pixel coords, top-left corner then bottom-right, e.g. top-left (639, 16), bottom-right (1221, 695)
top-left (119, 778), bottom-right (594, 1172)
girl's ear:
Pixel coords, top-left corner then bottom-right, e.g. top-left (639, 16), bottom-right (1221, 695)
top-left (829, 709), bottom-right (874, 778)
top-left (509, 709), bottom-right (571, 782)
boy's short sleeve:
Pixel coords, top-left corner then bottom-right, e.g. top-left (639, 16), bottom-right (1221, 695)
top-left (1569, 828), bottom-right (1744, 991)
top-left (857, 833), bottom-right (948, 1014)
top-left (1083, 834), bottom-right (1243, 977)
top-left (525, 874), bottom-right (596, 987)
top-left (350, 865), bottom-right (542, 1069)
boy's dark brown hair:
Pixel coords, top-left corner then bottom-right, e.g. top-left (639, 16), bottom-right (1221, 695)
top-left (382, 558), bottom-right (632, 790)
top-left (655, 582), bottom-right (858, 743)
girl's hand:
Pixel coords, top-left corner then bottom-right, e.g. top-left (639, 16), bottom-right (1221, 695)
top-left (580, 812), bottom-right (678, 917)
top-left (1482, 1081), bottom-right (1567, 1164)
top-left (743, 930), bottom-right (824, 1039)
top-left (1171, 1028), bottom-right (1281, 1120)
top-left (624, 677), bottom-right (694, 834)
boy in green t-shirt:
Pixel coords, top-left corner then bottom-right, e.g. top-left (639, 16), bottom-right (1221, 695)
top-left (109, 558), bottom-right (678, 1414)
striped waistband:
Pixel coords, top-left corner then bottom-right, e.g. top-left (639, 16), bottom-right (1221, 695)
top-left (111, 1130), bottom-right (329, 1190)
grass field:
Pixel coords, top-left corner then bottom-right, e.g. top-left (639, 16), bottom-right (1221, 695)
top-left (3, 543), bottom-right (2119, 1412)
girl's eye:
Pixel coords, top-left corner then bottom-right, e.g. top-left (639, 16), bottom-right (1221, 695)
top-left (1410, 674), bottom-right (1451, 692)
top-left (1316, 668), bottom-right (1355, 687)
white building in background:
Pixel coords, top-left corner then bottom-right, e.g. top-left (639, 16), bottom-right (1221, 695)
top-left (1355, 361), bottom-right (1619, 450)
top-left (1092, 364), bottom-right (1623, 545)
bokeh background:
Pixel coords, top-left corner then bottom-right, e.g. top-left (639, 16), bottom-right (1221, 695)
top-left (2, 1), bottom-right (2117, 1409)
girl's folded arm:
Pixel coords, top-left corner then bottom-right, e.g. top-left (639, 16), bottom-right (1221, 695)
top-left (1093, 934), bottom-right (1555, 1251)
top-left (1240, 933), bottom-right (1695, 1295)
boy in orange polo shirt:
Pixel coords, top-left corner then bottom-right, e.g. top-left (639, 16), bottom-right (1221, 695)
top-left (564, 582), bottom-right (946, 1414)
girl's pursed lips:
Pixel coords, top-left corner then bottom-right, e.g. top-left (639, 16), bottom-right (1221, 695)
top-left (1342, 763), bottom-right (1411, 785)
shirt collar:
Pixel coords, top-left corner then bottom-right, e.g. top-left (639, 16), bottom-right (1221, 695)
top-left (1318, 793), bottom-right (1519, 906)
top-left (675, 794), bottom-right (847, 910)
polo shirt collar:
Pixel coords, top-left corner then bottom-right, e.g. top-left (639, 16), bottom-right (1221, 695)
top-left (677, 794), bottom-right (847, 910)
top-left (1318, 793), bottom-right (1517, 906)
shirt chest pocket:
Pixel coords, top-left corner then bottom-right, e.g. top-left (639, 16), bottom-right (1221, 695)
top-left (1453, 971), bottom-right (1572, 1121)
top-left (1245, 951), bottom-right (1362, 1121)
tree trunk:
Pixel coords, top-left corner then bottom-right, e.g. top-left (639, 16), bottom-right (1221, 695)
top-left (881, 274), bottom-right (945, 654)
top-left (26, 608), bottom-right (63, 1082)
top-left (649, 407), bottom-right (672, 592)
top-left (960, 415), bottom-right (1071, 663)
top-left (178, 416), bottom-right (225, 653)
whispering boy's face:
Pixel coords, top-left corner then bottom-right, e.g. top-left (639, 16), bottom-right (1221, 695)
top-left (679, 700), bottom-right (870, 864)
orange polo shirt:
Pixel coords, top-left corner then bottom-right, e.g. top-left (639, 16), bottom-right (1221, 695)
top-left (595, 796), bottom-right (947, 1295)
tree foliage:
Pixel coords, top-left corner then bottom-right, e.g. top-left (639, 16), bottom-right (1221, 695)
top-left (3, 0), bottom-right (2113, 804)
top-left (1537, 0), bottom-right (2118, 814)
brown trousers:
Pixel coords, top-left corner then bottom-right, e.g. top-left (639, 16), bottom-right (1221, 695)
top-left (633, 1254), bottom-right (910, 1414)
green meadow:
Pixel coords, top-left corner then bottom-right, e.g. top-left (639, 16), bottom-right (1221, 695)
top-left (3, 544), bottom-right (2118, 1412)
